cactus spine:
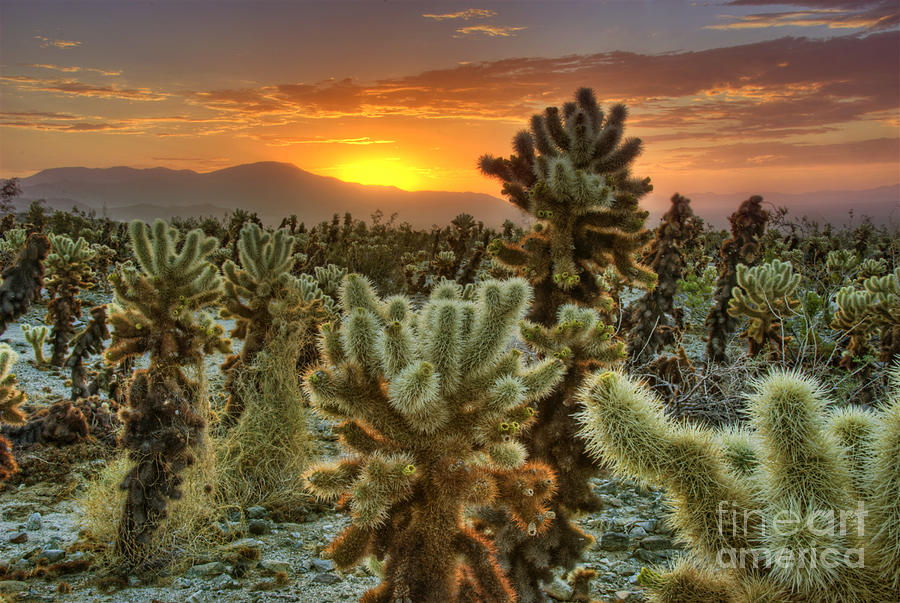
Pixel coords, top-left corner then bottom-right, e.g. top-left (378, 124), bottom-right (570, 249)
top-left (106, 219), bottom-right (229, 566)
top-left (577, 368), bottom-right (900, 602)
top-left (304, 275), bottom-right (564, 602)
top-left (0, 344), bottom-right (27, 481)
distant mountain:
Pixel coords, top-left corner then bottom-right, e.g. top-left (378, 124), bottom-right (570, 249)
top-left (676, 185), bottom-right (900, 228)
top-left (14, 162), bottom-right (524, 227)
top-left (12, 162), bottom-right (899, 228)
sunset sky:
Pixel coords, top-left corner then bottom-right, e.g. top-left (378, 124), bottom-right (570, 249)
top-left (1, 0), bottom-right (898, 213)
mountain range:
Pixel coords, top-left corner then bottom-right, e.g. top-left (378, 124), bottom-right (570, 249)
top-left (13, 162), bottom-right (522, 227)
top-left (11, 161), bottom-right (899, 229)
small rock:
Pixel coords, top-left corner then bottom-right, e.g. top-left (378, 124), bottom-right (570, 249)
top-left (0, 581), bottom-right (29, 593)
top-left (25, 513), bottom-right (42, 531)
top-left (11, 559), bottom-right (31, 572)
top-left (310, 558), bottom-right (335, 572)
top-left (185, 561), bottom-right (228, 578)
top-left (259, 559), bottom-right (290, 574)
top-left (312, 572), bottom-right (340, 584)
top-left (128, 576), bottom-right (141, 587)
top-left (542, 576), bottom-right (574, 601)
top-left (173, 577), bottom-right (193, 589)
top-left (640, 535), bottom-right (672, 551)
top-left (614, 590), bottom-right (634, 601)
top-left (605, 496), bottom-right (624, 508)
top-left (628, 526), bottom-right (648, 539)
top-left (599, 531), bottom-right (629, 551)
top-left (248, 519), bottom-right (271, 535)
top-left (37, 549), bottom-right (66, 563)
top-left (636, 520), bottom-right (656, 533)
top-left (8, 532), bottom-right (27, 544)
top-left (246, 506), bottom-right (268, 520)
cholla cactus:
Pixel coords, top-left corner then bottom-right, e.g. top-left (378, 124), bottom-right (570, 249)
top-left (832, 268), bottom-right (900, 364)
top-left (220, 223), bottom-right (297, 423)
top-left (727, 259), bottom-right (801, 357)
top-left (705, 196), bottom-right (769, 362)
top-left (106, 219), bottom-right (229, 565)
top-left (303, 275), bottom-right (564, 602)
top-left (44, 234), bottom-right (96, 365)
top-left (90, 243), bottom-right (117, 290)
top-left (0, 233), bottom-right (51, 334)
top-left (66, 305), bottom-right (110, 400)
top-left (0, 344), bottom-right (27, 481)
top-left (577, 369), bottom-right (900, 602)
top-left (480, 87), bottom-right (655, 325)
top-left (826, 250), bottom-right (860, 283)
top-left (479, 87), bottom-right (655, 598)
top-left (0, 228), bottom-right (27, 266)
top-left (626, 193), bottom-right (703, 361)
top-left (22, 324), bottom-right (49, 365)
top-left (313, 263), bottom-right (348, 302)
top-left (857, 258), bottom-right (887, 281)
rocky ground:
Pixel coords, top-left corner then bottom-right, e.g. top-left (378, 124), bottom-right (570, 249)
top-left (1, 296), bottom-right (684, 603)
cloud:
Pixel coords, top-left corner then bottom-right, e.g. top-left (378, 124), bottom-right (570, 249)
top-left (34, 35), bottom-right (82, 49)
top-left (454, 25), bottom-right (527, 37)
top-left (666, 137), bottom-right (899, 170)
top-left (0, 119), bottom-right (127, 132)
top-left (422, 8), bottom-right (496, 21)
top-left (712, 0), bottom-right (899, 31)
top-left (0, 75), bottom-right (168, 101)
top-left (24, 63), bottom-right (122, 76)
top-left (179, 31), bottom-right (897, 140)
top-left (251, 135), bottom-right (396, 147)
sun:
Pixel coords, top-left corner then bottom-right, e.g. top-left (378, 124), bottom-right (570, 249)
top-left (334, 157), bottom-right (422, 190)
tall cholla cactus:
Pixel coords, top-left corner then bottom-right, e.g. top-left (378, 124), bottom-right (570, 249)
top-left (479, 87), bottom-right (655, 325)
top-left (106, 219), bottom-right (229, 565)
top-left (220, 223), bottom-right (297, 424)
top-left (22, 324), bottom-right (49, 365)
top-left (478, 87), bottom-right (656, 600)
top-left (0, 344), bottom-right (27, 481)
top-left (832, 268), bottom-right (900, 364)
top-left (44, 234), bottom-right (96, 365)
top-left (0, 233), bottom-right (51, 335)
top-left (303, 276), bottom-right (565, 602)
top-left (706, 196), bottom-right (769, 363)
top-left (576, 368), bottom-right (900, 602)
top-left (727, 259), bottom-right (801, 358)
top-left (626, 193), bottom-right (703, 361)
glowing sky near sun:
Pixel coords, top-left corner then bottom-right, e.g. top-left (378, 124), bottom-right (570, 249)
top-left (1, 0), bottom-right (898, 211)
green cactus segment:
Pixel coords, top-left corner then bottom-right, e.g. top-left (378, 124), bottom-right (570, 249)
top-left (106, 219), bottom-right (229, 566)
top-left (0, 343), bottom-right (26, 481)
top-left (577, 368), bottom-right (900, 602)
top-left (832, 267), bottom-right (900, 364)
top-left (479, 87), bottom-right (655, 325)
top-left (303, 275), bottom-right (562, 601)
top-left (219, 223), bottom-right (335, 424)
top-left (22, 324), bottom-right (49, 365)
top-left (726, 259), bottom-right (801, 357)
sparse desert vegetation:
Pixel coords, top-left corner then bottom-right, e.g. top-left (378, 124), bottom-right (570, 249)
top-left (0, 81), bottom-right (897, 603)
